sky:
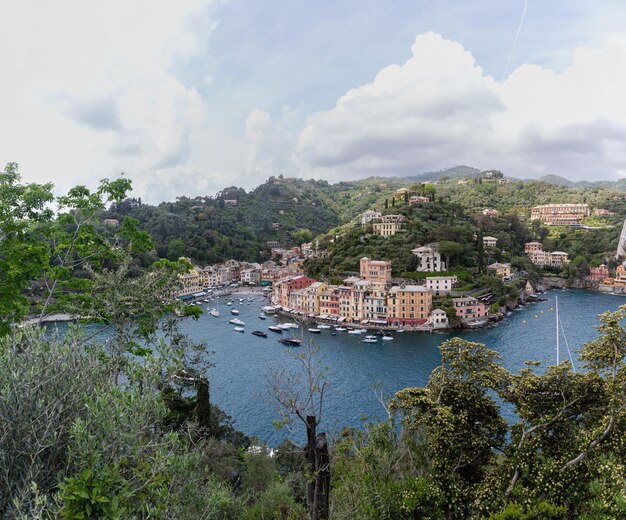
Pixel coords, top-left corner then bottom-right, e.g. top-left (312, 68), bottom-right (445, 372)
top-left (2, 0), bottom-right (626, 202)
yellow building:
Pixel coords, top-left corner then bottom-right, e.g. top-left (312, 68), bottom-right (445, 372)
top-left (372, 221), bottom-right (403, 237)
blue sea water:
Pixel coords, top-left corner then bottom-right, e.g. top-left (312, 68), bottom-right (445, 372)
top-left (178, 290), bottom-right (625, 445)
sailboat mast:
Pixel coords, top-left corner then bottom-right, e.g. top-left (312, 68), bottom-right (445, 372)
top-left (555, 296), bottom-right (560, 365)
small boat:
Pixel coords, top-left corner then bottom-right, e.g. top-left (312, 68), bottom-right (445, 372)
top-left (282, 322), bottom-right (298, 329)
top-left (335, 327), bottom-right (346, 332)
top-left (227, 301), bottom-right (232, 306)
top-left (229, 318), bottom-right (245, 326)
top-left (209, 308), bottom-right (220, 317)
top-left (308, 328), bottom-right (321, 334)
top-left (279, 338), bottom-right (302, 346)
top-left (268, 326), bottom-right (283, 333)
top-left (330, 332), bottom-right (337, 336)
top-left (397, 329), bottom-right (405, 333)
top-left (348, 329), bottom-right (364, 335)
top-left (362, 335), bottom-right (378, 343)
top-left (231, 309), bottom-right (240, 315)
top-left (382, 335), bottom-right (394, 341)
top-left (203, 299), bottom-right (210, 303)
top-left (233, 327), bottom-right (245, 332)
top-left (317, 324), bottom-right (331, 329)
top-left (251, 330), bottom-right (267, 337)
top-left (258, 314), bottom-right (267, 320)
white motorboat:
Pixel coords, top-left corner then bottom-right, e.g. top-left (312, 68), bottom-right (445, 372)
top-left (227, 301), bottom-right (232, 306)
top-left (231, 308), bottom-right (240, 315)
top-left (233, 326), bottom-right (245, 332)
top-left (348, 329), bottom-right (364, 335)
top-left (381, 335), bottom-right (394, 341)
top-left (308, 328), bottom-right (321, 334)
top-left (282, 322), bottom-right (299, 329)
top-left (362, 335), bottom-right (378, 343)
top-left (317, 324), bottom-right (332, 329)
top-left (229, 318), bottom-right (245, 326)
top-left (334, 327), bottom-right (346, 332)
top-left (277, 323), bottom-right (293, 330)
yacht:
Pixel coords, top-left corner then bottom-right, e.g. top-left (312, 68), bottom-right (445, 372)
top-left (335, 327), bottom-right (346, 332)
top-left (347, 329), bottom-right (364, 335)
top-left (317, 324), bottom-right (331, 329)
top-left (230, 308), bottom-right (240, 315)
top-left (251, 330), bottom-right (267, 337)
top-left (233, 326), bottom-right (245, 333)
top-left (229, 318), bottom-right (245, 326)
top-left (308, 328), bottom-right (321, 334)
top-left (382, 334), bottom-right (394, 341)
top-left (362, 335), bottom-right (378, 343)
top-left (268, 326), bottom-right (283, 333)
top-left (278, 338), bottom-right (302, 346)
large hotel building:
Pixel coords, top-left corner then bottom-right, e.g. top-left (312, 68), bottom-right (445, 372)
top-left (530, 204), bottom-right (590, 226)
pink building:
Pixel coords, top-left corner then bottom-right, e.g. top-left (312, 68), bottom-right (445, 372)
top-left (452, 297), bottom-right (489, 321)
top-left (589, 264), bottom-right (610, 282)
top-left (409, 195), bottom-right (430, 205)
top-left (360, 257), bottom-right (392, 284)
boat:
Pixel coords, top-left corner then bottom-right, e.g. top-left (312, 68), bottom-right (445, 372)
top-left (233, 326), bottom-right (245, 332)
top-left (282, 322), bottom-right (298, 329)
top-left (348, 329), bottom-right (364, 335)
top-left (397, 329), bottom-right (405, 333)
top-left (203, 299), bottom-right (210, 303)
top-left (335, 327), bottom-right (346, 332)
top-left (258, 314), bottom-right (267, 320)
top-left (231, 309), bottom-right (240, 315)
top-left (268, 326), bottom-right (283, 333)
top-left (227, 301), bottom-right (232, 306)
top-left (278, 338), bottom-right (302, 346)
top-left (317, 324), bottom-right (331, 329)
top-left (382, 335), bottom-right (394, 341)
top-left (229, 318), bottom-right (245, 326)
top-left (209, 308), bottom-right (220, 317)
top-left (277, 323), bottom-right (292, 330)
top-left (308, 328), bottom-right (321, 334)
top-left (362, 335), bottom-right (378, 343)
top-left (330, 332), bottom-right (337, 336)
top-left (251, 330), bottom-right (267, 337)
top-left (261, 305), bottom-right (280, 314)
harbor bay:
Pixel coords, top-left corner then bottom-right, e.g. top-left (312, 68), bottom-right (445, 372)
top-left (183, 289), bottom-right (624, 445)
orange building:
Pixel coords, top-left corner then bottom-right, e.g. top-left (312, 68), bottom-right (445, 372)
top-left (387, 285), bottom-right (432, 326)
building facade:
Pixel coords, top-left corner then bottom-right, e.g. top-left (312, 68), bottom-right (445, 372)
top-left (412, 244), bottom-right (446, 272)
top-left (530, 204), bottom-right (590, 225)
top-left (387, 285), bottom-right (433, 326)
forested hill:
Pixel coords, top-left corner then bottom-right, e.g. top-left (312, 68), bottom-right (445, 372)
top-left (107, 175), bottom-right (408, 264)
top-left (106, 168), bottom-right (626, 266)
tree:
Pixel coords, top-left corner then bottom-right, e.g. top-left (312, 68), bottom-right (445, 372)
top-left (268, 343), bottom-right (330, 519)
top-left (167, 238), bottom-right (185, 260)
top-left (437, 241), bottom-right (464, 270)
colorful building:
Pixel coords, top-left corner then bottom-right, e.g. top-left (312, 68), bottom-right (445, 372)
top-left (452, 297), bottom-right (489, 322)
top-left (387, 285), bottom-right (433, 326)
top-left (360, 257), bottom-right (392, 284)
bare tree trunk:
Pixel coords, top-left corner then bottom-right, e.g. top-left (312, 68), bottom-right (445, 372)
top-left (305, 415), bottom-right (330, 520)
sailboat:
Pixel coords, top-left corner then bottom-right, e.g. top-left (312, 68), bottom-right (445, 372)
top-left (209, 298), bottom-right (220, 317)
top-left (555, 296), bottom-right (576, 370)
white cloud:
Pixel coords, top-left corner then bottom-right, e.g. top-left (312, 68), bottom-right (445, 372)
top-left (296, 32), bottom-right (626, 181)
top-left (0, 0), bottom-right (227, 202)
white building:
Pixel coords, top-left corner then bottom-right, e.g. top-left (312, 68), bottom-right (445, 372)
top-left (425, 276), bottom-right (458, 295)
top-left (361, 210), bottom-right (382, 225)
top-left (412, 244), bottom-right (446, 272)
top-left (483, 236), bottom-right (498, 248)
top-left (429, 309), bottom-right (449, 329)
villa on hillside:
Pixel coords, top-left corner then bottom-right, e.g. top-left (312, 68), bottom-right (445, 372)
top-left (483, 236), bottom-right (498, 248)
top-left (412, 243), bottom-right (446, 272)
